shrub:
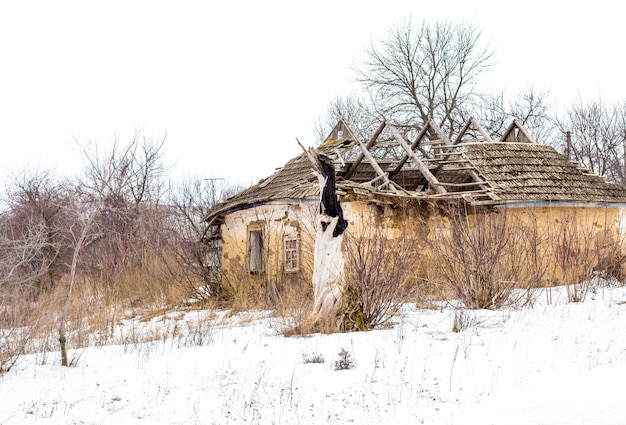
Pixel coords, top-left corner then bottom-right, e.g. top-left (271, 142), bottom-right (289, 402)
top-left (451, 310), bottom-right (470, 333)
top-left (334, 348), bottom-right (354, 371)
top-left (427, 205), bottom-right (533, 309)
top-left (342, 207), bottom-right (425, 330)
top-left (302, 352), bottom-right (325, 364)
top-left (549, 212), bottom-right (625, 302)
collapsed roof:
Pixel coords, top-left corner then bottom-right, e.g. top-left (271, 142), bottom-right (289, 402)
top-left (205, 118), bottom-right (626, 224)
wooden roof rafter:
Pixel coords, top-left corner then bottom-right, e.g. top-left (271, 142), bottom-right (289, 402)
top-left (323, 118), bottom-right (359, 142)
top-left (424, 118), bottom-right (494, 192)
top-left (343, 121), bottom-right (386, 180)
top-left (391, 119), bottom-right (452, 176)
top-left (499, 119), bottom-right (538, 144)
top-left (385, 121), bottom-right (447, 195)
top-left (354, 137), bottom-right (401, 193)
top-left (453, 117), bottom-right (495, 145)
top-left (205, 117), bottom-right (626, 225)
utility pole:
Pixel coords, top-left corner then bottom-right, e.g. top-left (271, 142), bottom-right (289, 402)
top-left (204, 178), bottom-right (224, 208)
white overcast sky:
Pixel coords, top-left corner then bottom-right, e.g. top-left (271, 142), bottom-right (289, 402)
top-left (1, 0), bottom-right (624, 188)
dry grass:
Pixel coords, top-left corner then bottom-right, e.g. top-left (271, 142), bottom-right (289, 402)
top-left (0, 251), bottom-right (219, 371)
top-left (3, 204), bottom-right (626, 369)
top-left (548, 212), bottom-right (626, 302)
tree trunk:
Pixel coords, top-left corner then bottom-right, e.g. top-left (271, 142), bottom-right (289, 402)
top-left (306, 153), bottom-right (348, 330)
top-left (59, 222), bottom-right (87, 367)
top-left (59, 202), bottom-right (100, 366)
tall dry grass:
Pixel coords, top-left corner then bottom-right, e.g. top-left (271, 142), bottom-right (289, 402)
top-left (0, 250), bottom-right (217, 372)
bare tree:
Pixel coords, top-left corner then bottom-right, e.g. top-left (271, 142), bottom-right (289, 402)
top-left (0, 218), bottom-right (57, 291)
top-left (610, 100), bottom-right (626, 184)
top-left (475, 86), bottom-right (554, 142)
top-left (165, 176), bottom-right (237, 299)
top-left (58, 182), bottom-right (105, 366)
top-left (58, 135), bottom-right (167, 366)
top-left (354, 19), bottom-right (494, 137)
top-left (2, 170), bottom-right (72, 295)
top-left (556, 99), bottom-right (626, 183)
top-left (80, 133), bottom-right (168, 280)
top-left (314, 94), bottom-right (380, 143)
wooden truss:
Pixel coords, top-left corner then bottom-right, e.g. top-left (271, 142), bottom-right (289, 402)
top-left (326, 117), bottom-right (516, 197)
top-left (499, 119), bottom-right (538, 144)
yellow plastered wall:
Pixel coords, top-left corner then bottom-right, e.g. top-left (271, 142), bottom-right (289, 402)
top-left (421, 203), bottom-right (626, 286)
top-left (220, 202), bottom-right (318, 287)
top-left (219, 200), bottom-right (626, 291)
top-left (503, 204), bottom-right (626, 283)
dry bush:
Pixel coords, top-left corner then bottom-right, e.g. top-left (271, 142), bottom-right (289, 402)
top-left (166, 176), bottom-right (240, 300)
top-left (0, 293), bottom-right (39, 373)
top-left (515, 209), bottom-right (552, 289)
top-left (548, 212), bottom-right (625, 302)
top-left (157, 240), bottom-right (221, 303)
top-left (0, 283), bottom-right (67, 371)
top-left (273, 274), bottom-right (313, 324)
top-left (427, 205), bottom-right (537, 309)
top-left (219, 259), bottom-right (273, 311)
top-left (341, 210), bottom-right (425, 330)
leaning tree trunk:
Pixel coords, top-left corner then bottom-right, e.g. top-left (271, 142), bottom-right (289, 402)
top-left (300, 148), bottom-right (348, 330)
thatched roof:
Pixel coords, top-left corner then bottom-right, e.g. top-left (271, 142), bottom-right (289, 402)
top-left (204, 144), bottom-right (333, 223)
top-left (463, 143), bottom-right (626, 202)
top-left (205, 119), bottom-right (626, 223)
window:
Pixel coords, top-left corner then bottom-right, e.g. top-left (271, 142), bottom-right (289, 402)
top-left (284, 237), bottom-right (299, 272)
top-left (248, 230), bottom-right (264, 274)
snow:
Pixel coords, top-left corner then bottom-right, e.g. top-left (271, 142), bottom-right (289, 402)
top-left (2, 286), bottom-right (626, 424)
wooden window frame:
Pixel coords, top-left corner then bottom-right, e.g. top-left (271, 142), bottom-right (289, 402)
top-left (283, 236), bottom-right (300, 273)
top-left (248, 229), bottom-right (265, 274)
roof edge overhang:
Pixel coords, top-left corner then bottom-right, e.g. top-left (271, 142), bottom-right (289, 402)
top-left (491, 200), bottom-right (626, 209)
top-left (204, 197), bottom-right (320, 225)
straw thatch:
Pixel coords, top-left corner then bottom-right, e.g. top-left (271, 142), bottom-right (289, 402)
top-left (464, 142), bottom-right (626, 202)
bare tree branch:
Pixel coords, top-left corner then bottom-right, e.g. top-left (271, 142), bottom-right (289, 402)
top-left (354, 19), bottom-right (495, 136)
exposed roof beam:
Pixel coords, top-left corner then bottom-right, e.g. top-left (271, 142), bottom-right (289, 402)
top-left (343, 121), bottom-right (386, 180)
top-left (391, 119), bottom-right (451, 177)
top-left (354, 137), bottom-right (398, 193)
top-left (323, 118), bottom-right (359, 142)
top-left (499, 119), bottom-right (538, 144)
top-left (386, 121), bottom-right (447, 195)
top-left (453, 117), bottom-right (495, 145)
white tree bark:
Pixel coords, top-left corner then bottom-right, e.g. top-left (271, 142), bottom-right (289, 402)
top-left (303, 152), bottom-right (348, 329)
top-left (310, 215), bottom-right (345, 321)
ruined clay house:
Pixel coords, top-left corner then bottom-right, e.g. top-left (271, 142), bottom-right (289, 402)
top-left (204, 118), bottom-right (626, 289)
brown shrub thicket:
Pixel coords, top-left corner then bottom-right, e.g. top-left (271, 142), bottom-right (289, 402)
top-left (0, 136), bottom-right (231, 369)
top-left (342, 211), bottom-right (426, 330)
top-left (426, 205), bottom-right (537, 309)
top-left (426, 204), bottom-right (625, 308)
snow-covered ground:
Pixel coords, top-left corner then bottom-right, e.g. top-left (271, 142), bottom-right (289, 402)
top-left (2, 286), bottom-right (626, 425)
